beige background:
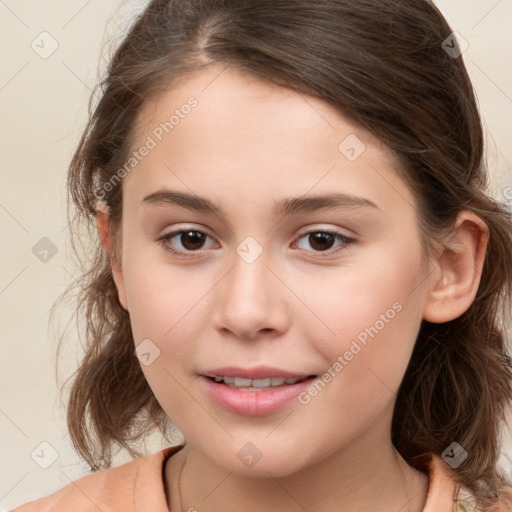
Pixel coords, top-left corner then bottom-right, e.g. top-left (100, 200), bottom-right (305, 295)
top-left (1, 0), bottom-right (511, 509)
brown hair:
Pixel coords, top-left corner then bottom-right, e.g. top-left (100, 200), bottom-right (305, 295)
top-left (54, 0), bottom-right (512, 509)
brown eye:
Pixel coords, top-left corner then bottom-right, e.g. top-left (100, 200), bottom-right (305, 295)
top-left (179, 231), bottom-right (207, 250)
top-left (157, 229), bottom-right (217, 256)
top-left (307, 232), bottom-right (336, 251)
top-left (295, 230), bottom-right (355, 255)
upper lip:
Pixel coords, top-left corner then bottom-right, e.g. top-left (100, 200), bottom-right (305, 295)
top-left (201, 366), bottom-right (315, 380)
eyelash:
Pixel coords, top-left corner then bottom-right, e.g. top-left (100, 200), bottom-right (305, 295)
top-left (156, 228), bottom-right (355, 258)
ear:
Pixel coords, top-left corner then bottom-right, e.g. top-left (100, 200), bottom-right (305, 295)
top-left (422, 211), bottom-right (489, 323)
top-left (96, 203), bottom-right (129, 311)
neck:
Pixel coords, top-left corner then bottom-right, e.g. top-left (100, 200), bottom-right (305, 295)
top-left (165, 434), bottom-right (429, 512)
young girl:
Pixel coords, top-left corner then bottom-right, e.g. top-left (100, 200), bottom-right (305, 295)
top-left (12, 0), bottom-right (512, 511)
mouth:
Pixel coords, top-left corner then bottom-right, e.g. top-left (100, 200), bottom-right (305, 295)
top-left (204, 374), bottom-right (316, 391)
top-left (200, 369), bottom-right (319, 416)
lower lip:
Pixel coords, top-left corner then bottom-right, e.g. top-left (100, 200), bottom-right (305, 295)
top-left (200, 376), bottom-right (316, 416)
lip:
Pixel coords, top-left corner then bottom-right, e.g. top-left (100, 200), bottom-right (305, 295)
top-left (200, 373), bottom-right (317, 416)
top-left (201, 365), bottom-right (313, 380)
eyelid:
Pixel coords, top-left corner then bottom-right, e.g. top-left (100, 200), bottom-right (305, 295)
top-left (295, 224), bottom-right (355, 240)
top-left (160, 224), bottom-right (216, 239)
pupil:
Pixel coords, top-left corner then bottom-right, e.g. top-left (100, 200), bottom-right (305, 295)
top-left (182, 231), bottom-right (205, 250)
top-left (310, 232), bottom-right (334, 251)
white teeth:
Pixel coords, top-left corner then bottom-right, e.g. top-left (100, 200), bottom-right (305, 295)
top-left (212, 375), bottom-right (306, 388)
top-left (233, 377), bottom-right (252, 387)
top-left (251, 378), bottom-right (271, 387)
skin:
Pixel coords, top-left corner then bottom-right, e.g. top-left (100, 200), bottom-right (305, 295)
top-left (97, 64), bottom-right (489, 512)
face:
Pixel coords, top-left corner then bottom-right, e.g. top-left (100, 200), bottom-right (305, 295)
top-left (111, 64), bottom-right (432, 476)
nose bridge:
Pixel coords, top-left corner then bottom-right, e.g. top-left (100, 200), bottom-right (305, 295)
top-left (227, 241), bottom-right (272, 311)
top-left (213, 239), bottom-right (288, 338)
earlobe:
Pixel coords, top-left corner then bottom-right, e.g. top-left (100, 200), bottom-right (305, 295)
top-left (422, 211), bottom-right (489, 324)
top-left (96, 203), bottom-right (129, 311)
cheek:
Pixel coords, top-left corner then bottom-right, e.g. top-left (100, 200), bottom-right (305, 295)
top-left (122, 251), bottom-right (208, 422)
top-left (120, 231), bottom-right (202, 338)
top-left (125, 274), bottom-right (207, 375)
top-left (293, 296), bottom-right (422, 448)
top-left (301, 241), bottom-right (425, 396)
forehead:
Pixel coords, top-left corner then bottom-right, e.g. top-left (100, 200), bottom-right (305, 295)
top-left (132, 63), bottom-right (387, 157)
top-left (123, 64), bottom-right (415, 217)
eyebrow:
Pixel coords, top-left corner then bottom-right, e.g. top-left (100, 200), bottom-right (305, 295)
top-left (142, 189), bottom-right (381, 217)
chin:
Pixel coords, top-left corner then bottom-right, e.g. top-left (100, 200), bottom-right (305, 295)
top-left (207, 443), bottom-right (310, 478)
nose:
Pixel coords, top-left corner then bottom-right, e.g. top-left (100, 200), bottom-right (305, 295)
top-left (213, 247), bottom-right (290, 341)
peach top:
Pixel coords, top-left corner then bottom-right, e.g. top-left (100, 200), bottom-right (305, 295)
top-left (11, 446), bottom-right (512, 511)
